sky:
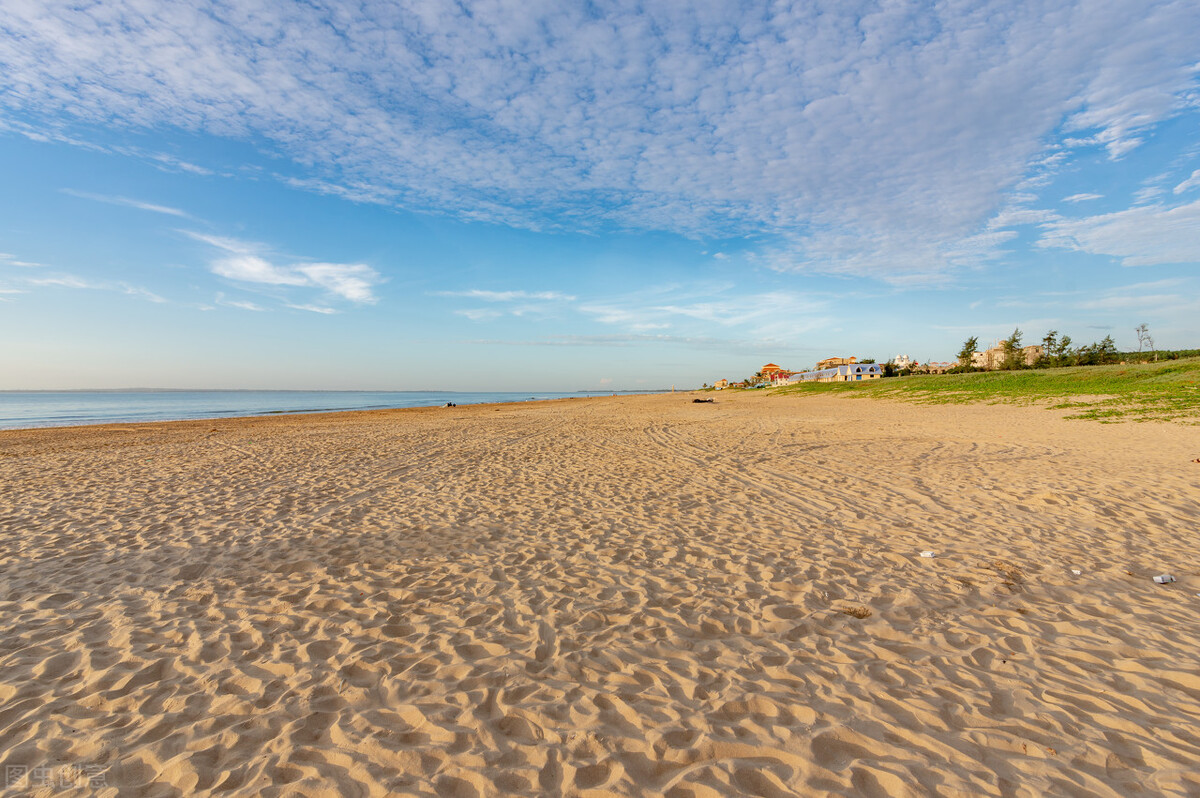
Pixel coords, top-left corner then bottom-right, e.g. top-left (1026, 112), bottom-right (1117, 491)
top-left (1, 0), bottom-right (1198, 391)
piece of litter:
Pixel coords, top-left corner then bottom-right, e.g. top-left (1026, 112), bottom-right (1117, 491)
top-left (920, 551), bottom-right (936, 558)
top-left (1153, 574), bottom-right (1176, 584)
top-left (1071, 569), bottom-right (1082, 576)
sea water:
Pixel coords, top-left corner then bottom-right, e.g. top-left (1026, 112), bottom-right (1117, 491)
top-left (0, 390), bottom-right (641, 430)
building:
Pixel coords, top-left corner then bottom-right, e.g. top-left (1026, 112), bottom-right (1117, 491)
top-left (816, 356), bottom-right (857, 370)
top-left (761, 363), bottom-right (784, 378)
top-left (892, 354), bottom-right (914, 370)
top-left (713, 379), bottom-right (729, 390)
top-left (921, 361), bottom-right (955, 374)
top-left (789, 363), bottom-right (883, 383)
top-left (971, 344), bottom-right (1044, 370)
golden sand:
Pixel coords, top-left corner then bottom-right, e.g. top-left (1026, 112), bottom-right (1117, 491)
top-left (1, 392), bottom-right (1198, 796)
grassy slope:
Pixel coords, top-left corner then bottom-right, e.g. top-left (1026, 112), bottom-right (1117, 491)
top-left (766, 357), bottom-right (1200, 423)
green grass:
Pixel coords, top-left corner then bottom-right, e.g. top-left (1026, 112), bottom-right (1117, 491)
top-left (766, 357), bottom-right (1200, 423)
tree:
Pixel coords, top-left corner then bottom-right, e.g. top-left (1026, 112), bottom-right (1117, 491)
top-left (1098, 335), bottom-right (1118, 364)
top-left (957, 336), bottom-right (979, 368)
top-left (1135, 323), bottom-right (1156, 360)
top-left (859, 358), bottom-right (876, 364)
top-left (1056, 334), bottom-right (1073, 364)
top-left (1000, 328), bottom-right (1024, 370)
top-left (1039, 330), bottom-right (1058, 367)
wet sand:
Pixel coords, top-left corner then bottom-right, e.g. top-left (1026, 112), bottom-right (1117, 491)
top-left (1, 391), bottom-right (1198, 796)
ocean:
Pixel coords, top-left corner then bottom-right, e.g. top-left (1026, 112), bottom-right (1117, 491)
top-left (0, 390), bottom-right (644, 430)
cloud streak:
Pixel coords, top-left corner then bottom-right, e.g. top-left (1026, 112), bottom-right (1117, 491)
top-left (61, 189), bottom-right (191, 218)
top-left (1037, 199), bottom-right (1200, 266)
top-left (1, 1), bottom-right (1196, 279)
top-left (186, 232), bottom-right (382, 303)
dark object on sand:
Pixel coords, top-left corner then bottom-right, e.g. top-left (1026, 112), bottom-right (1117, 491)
top-left (692, 398), bottom-right (715, 404)
top-left (445, 402), bottom-right (457, 407)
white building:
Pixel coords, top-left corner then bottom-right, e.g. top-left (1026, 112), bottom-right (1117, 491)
top-left (788, 363), bottom-right (883, 383)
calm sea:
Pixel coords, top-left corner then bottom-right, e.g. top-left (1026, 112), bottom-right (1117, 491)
top-left (0, 390), bottom-right (643, 430)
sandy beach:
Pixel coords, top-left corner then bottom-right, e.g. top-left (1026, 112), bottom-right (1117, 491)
top-left (1, 391), bottom-right (1198, 797)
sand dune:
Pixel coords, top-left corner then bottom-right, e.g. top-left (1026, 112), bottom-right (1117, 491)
top-left (1, 392), bottom-right (1198, 796)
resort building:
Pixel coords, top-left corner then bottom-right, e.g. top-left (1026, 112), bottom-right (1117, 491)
top-left (769, 370), bottom-right (796, 386)
top-left (892, 354), bottom-right (914, 370)
top-left (816, 356), bottom-right (857, 370)
top-left (921, 361), bottom-right (955, 374)
top-left (788, 363), bottom-right (883, 383)
top-left (971, 344), bottom-right (1044, 370)
top-left (761, 363), bottom-right (784, 378)
top-left (713, 379), bottom-right (729, 390)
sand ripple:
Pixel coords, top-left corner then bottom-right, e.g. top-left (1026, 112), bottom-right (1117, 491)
top-left (1, 394), bottom-right (1198, 796)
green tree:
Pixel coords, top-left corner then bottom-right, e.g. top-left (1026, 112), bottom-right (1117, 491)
top-left (1000, 328), bottom-right (1024, 370)
top-left (1098, 335), bottom-right (1118, 364)
top-left (1039, 330), bottom-right (1058, 367)
top-left (957, 336), bottom-right (979, 368)
top-left (1056, 334), bottom-right (1073, 365)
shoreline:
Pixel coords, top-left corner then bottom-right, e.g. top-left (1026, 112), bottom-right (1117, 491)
top-left (0, 390), bottom-right (680, 434)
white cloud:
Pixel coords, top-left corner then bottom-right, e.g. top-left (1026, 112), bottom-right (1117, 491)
top-left (287, 303), bottom-right (337, 315)
top-left (24, 274), bottom-right (96, 289)
top-left (440, 288), bottom-right (575, 321)
top-left (187, 231), bottom-right (381, 302)
top-left (180, 231), bottom-right (263, 255)
top-left (1037, 199), bottom-right (1200, 266)
top-left (294, 264), bottom-right (379, 303)
top-left (1063, 193), bottom-right (1103, 203)
top-left (455, 309), bottom-right (503, 322)
top-left (212, 255), bottom-right (308, 287)
top-left (1, 2), bottom-right (1196, 279)
top-left (581, 288), bottom-right (833, 341)
top-left (1173, 169), bottom-right (1200, 194)
top-left (61, 189), bottom-right (191, 218)
top-left (989, 208), bottom-right (1058, 228)
top-left (1077, 293), bottom-right (1183, 310)
top-left (0, 252), bottom-right (44, 267)
top-left (216, 293), bottom-right (266, 311)
top-left (121, 284), bottom-right (167, 303)
top-left (437, 289), bottom-right (575, 302)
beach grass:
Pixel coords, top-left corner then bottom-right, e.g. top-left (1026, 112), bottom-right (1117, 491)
top-left (767, 357), bottom-right (1200, 422)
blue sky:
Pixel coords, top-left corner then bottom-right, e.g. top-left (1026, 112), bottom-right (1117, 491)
top-left (1, 1), bottom-right (1198, 390)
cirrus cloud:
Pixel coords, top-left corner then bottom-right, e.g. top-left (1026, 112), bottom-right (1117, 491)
top-left (1, 1), bottom-right (1197, 280)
